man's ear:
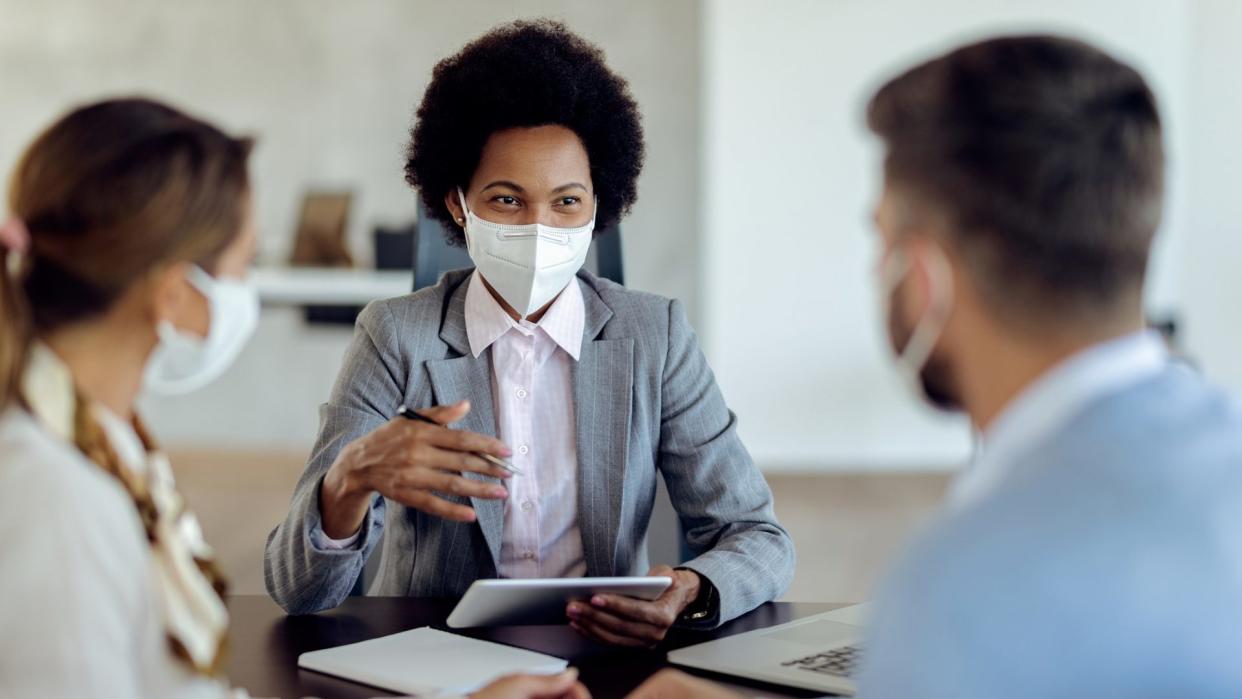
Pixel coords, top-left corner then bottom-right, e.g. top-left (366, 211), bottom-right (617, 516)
top-left (900, 239), bottom-right (944, 320)
top-left (444, 189), bottom-right (467, 229)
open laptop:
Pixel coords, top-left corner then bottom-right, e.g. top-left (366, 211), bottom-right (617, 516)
top-left (667, 604), bottom-right (869, 696)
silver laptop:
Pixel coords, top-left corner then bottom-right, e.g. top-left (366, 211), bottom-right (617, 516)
top-left (667, 604), bottom-right (869, 696)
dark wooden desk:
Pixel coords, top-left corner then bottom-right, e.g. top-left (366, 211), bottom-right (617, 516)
top-left (226, 596), bottom-right (839, 699)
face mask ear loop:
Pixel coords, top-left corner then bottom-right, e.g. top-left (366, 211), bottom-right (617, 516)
top-left (156, 264), bottom-right (210, 342)
top-left (881, 248), bottom-right (912, 293)
top-left (457, 187), bottom-right (478, 257)
top-left (889, 244), bottom-right (954, 387)
top-left (456, 187), bottom-right (470, 220)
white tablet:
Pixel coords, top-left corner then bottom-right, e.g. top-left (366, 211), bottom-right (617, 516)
top-left (446, 576), bottom-right (673, 628)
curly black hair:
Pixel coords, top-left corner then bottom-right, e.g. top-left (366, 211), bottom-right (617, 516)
top-left (405, 19), bottom-right (645, 243)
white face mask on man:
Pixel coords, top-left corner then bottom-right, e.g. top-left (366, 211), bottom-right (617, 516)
top-left (144, 265), bottom-right (260, 396)
top-left (878, 243), bottom-right (955, 405)
top-left (457, 187), bottom-right (595, 318)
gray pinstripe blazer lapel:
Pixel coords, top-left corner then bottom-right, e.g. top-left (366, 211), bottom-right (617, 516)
top-left (573, 281), bottom-right (634, 576)
top-left (425, 279), bottom-right (504, 568)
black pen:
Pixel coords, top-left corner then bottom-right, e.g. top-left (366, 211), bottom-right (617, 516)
top-left (397, 405), bottom-right (523, 476)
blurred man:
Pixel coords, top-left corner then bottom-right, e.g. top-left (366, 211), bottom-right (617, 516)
top-left (632, 34), bottom-right (1242, 699)
top-left (855, 33), bottom-right (1242, 698)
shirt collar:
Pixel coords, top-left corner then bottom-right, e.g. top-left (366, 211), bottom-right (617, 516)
top-left (947, 330), bottom-right (1169, 510)
top-left (464, 270), bottom-right (585, 361)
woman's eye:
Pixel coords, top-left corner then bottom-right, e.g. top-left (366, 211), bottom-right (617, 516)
top-left (493, 196), bottom-right (519, 206)
top-left (558, 197), bottom-right (581, 206)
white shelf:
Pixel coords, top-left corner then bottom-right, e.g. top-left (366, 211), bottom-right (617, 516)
top-left (251, 267), bottom-right (412, 306)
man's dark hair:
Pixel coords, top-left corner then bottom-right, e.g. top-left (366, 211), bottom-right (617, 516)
top-left (867, 35), bottom-right (1164, 326)
top-left (406, 19), bottom-right (645, 244)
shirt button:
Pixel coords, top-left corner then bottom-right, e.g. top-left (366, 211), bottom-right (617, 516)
top-left (521, 501), bottom-right (534, 513)
top-left (517, 444), bottom-right (530, 455)
top-left (515, 387), bottom-right (528, 399)
top-left (523, 551), bottom-right (536, 560)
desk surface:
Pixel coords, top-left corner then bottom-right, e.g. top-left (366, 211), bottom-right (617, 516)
top-left (227, 595), bottom-right (839, 699)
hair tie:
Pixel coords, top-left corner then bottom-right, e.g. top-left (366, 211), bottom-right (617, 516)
top-left (0, 217), bottom-right (30, 255)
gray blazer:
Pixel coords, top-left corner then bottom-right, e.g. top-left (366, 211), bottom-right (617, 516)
top-left (264, 269), bottom-right (795, 625)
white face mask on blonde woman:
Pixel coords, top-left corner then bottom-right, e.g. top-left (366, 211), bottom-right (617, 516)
top-left (143, 264), bottom-right (259, 395)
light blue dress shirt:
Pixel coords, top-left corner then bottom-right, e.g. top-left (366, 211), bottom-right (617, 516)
top-left (857, 333), bottom-right (1242, 698)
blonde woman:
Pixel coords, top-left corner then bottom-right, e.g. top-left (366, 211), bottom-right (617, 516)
top-left (0, 98), bottom-right (585, 699)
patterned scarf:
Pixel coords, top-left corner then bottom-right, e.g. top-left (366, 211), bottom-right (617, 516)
top-left (21, 344), bottom-right (230, 676)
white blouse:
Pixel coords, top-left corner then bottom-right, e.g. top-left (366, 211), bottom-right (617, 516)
top-left (0, 405), bottom-right (238, 698)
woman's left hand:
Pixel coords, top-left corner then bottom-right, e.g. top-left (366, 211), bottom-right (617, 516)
top-left (566, 565), bottom-right (703, 647)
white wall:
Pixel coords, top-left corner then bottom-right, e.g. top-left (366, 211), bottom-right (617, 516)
top-left (701, 0), bottom-right (1195, 470)
top-left (0, 0), bottom-right (703, 450)
top-left (7, 1), bottom-right (1238, 465)
top-left (1180, 0), bottom-right (1242, 389)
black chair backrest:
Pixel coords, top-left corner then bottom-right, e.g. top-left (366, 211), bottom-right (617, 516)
top-left (412, 200), bottom-right (624, 291)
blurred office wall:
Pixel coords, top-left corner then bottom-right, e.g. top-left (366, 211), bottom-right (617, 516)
top-left (1180, 0), bottom-right (1242, 391)
top-left (4, 1), bottom-right (1240, 473)
top-left (0, 0), bottom-right (703, 450)
top-left (700, 0), bottom-right (1242, 471)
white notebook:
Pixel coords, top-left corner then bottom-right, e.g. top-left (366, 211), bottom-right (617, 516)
top-left (297, 627), bottom-right (568, 696)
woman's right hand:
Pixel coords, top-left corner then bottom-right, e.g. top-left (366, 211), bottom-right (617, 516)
top-left (319, 400), bottom-right (513, 538)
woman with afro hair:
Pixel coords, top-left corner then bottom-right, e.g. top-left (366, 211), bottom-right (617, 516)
top-left (266, 19), bottom-right (795, 649)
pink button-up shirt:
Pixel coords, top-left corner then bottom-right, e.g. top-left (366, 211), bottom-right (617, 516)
top-left (464, 271), bottom-right (588, 579)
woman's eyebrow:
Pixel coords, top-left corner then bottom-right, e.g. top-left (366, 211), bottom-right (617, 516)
top-left (551, 182), bottom-right (589, 194)
top-left (480, 180), bottom-right (525, 193)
